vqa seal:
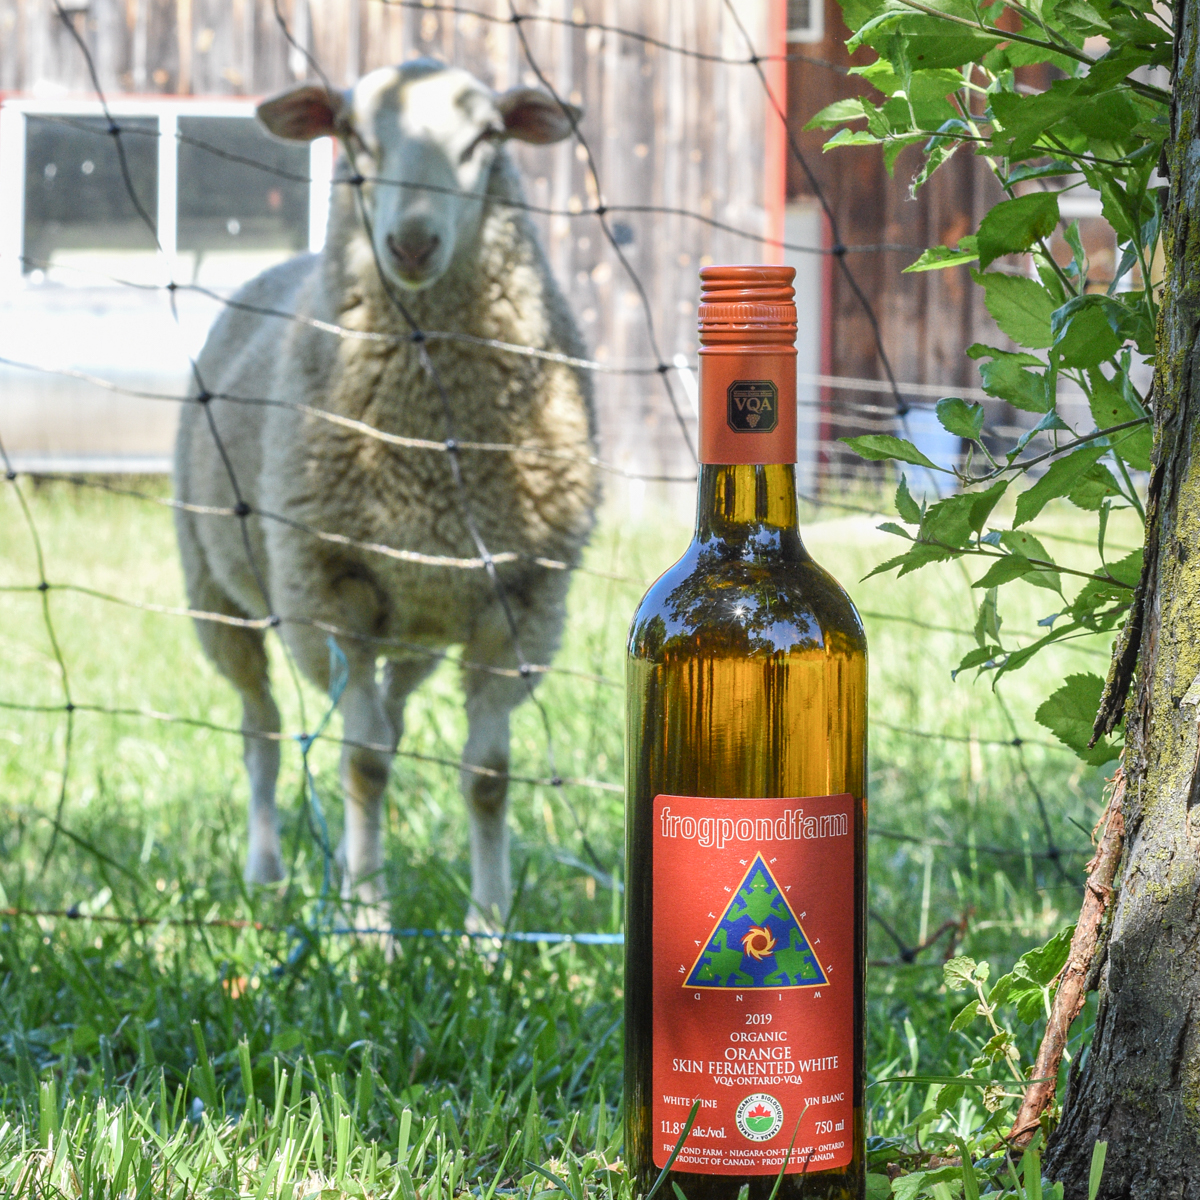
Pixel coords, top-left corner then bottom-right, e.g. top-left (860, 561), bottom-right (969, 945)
top-left (726, 380), bottom-right (779, 432)
top-left (735, 1093), bottom-right (784, 1142)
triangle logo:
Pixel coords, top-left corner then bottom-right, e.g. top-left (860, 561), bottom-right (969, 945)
top-left (683, 854), bottom-right (828, 990)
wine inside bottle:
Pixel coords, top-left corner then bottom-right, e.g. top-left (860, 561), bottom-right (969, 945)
top-left (624, 266), bottom-right (867, 1200)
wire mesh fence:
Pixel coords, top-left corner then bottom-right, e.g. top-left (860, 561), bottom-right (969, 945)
top-left (0, 0), bottom-right (1111, 958)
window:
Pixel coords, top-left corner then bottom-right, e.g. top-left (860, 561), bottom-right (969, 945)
top-left (786, 0), bottom-right (824, 43)
top-left (0, 99), bottom-right (333, 289)
top-left (176, 116), bottom-right (311, 286)
top-left (23, 114), bottom-right (159, 277)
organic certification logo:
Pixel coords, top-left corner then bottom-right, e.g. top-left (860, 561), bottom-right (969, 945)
top-left (735, 1093), bottom-right (784, 1142)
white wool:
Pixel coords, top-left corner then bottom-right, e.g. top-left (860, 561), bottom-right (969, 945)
top-left (174, 63), bottom-right (598, 932)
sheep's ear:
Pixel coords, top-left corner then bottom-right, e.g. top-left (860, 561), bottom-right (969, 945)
top-left (257, 84), bottom-right (347, 142)
top-left (496, 87), bottom-right (581, 144)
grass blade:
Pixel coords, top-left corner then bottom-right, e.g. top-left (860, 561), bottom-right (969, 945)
top-left (527, 1161), bottom-right (580, 1200)
top-left (644, 1101), bottom-right (700, 1200)
top-left (1088, 1141), bottom-right (1108, 1200)
top-left (767, 1104), bottom-right (809, 1200)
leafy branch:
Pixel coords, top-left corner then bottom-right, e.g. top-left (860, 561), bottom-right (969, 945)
top-left (889, 0), bottom-right (1171, 103)
top-left (821, 0), bottom-right (1166, 762)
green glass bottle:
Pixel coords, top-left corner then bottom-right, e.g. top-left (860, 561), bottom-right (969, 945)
top-left (624, 265), bottom-right (867, 1200)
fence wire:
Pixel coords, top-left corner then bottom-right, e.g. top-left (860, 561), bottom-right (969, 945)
top-left (0, 0), bottom-right (1105, 953)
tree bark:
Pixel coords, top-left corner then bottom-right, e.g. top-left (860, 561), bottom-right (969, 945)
top-left (1045, 8), bottom-right (1200, 1196)
top-left (1011, 773), bottom-right (1124, 1149)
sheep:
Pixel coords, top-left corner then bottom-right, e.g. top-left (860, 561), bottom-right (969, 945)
top-left (173, 59), bottom-right (599, 931)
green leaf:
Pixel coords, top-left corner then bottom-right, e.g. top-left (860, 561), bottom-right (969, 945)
top-left (1087, 368), bottom-right (1151, 471)
top-left (921, 489), bottom-right (988, 551)
top-left (1066, 550), bottom-right (1141, 627)
top-left (850, 61), bottom-right (964, 103)
top-left (968, 344), bottom-right (1051, 413)
top-left (974, 587), bottom-right (1002, 648)
top-left (864, 541), bottom-right (959, 580)
top-left (1017, 924), bottom-right (1076, 988)
top-left (1107, 548), bottom-right (1143, 589)
top-left (936, 396), bottom-right (985, 439)
top-left (847, 7), bottom-right (1003, 67)
top-left (976, 192), bottom-right (1061, 269)
top-left (904, 237), bottom-right (979, 273)
top-left (969, 479), bottom-right (1008, 533)
top-left (944, 955), bottom-right (988, 991)
top-left (973, 556), bottom-right (1038, 588)
top-left (934, 1082), bottom-right (965, 1111)
top-left (950, 999), bottom-right (982, 1032)
top-left (972, 270), bottom-right (1057, 349)
top-left (1035, 673), bottom-right (1121, 764)
top-left (1011, 409), bottom-right (1073, 458)
top-left (999, 530), bottom-right (1062, 592)
top-left (865, 1173), bottom-right (893, 1200)
top-left (804, 97), bottom-right (869, 129)
top-left (1050, 296), bottom-right (1123, 368)
top-left (892, 1167), bottom-right (963, 1200)
top-left (1067, 462), bottom-right (1122, 511)
top-left (990, 83), bottom-right (1082, 158)
top-left (978, 1030), bottom-right (1015, 1064)
top-left (1006, 160), bottom-right (1077, 185)
top-left (823, 128), bottom-right (882, 151)
top-left (1057, 0), bottom-right (1110, 35)
top-left (989, 925), bottom-right (1076, 1021)
top-left (953, 645), bottom-right (1002, 679)
top-left (896, 475), bottom-right (923, 524)
top-left (841, 434), bottom-right (942, 469)
top-left (1014, 446), bottom-right (1109, 526)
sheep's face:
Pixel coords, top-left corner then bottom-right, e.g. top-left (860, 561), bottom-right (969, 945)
top-left (257, 61), bottom-right (581, 292)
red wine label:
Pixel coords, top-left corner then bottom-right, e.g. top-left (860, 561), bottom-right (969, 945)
top-left (652, 793), bottom-right (855, 1174)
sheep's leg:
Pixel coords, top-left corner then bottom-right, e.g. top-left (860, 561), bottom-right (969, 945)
top-left (243, 684), bottom-right (284, 884)
top-left (180, 569), bottom-right (284, 884)
top-left (335, 662), bottom-right (397, 929)
top-left (461, 593), bottom-right (567, 932)
top-left (461, 694), bottom-right (514, 933)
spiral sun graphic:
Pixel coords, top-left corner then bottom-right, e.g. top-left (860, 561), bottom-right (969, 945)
top-left (740, 925), bottom-right (777, 960)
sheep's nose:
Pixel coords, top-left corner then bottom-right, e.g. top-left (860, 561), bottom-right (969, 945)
top-left (387, 230), bottom-right (440, 273)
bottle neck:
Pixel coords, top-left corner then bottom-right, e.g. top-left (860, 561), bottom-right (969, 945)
top-left (695, 463), bottom-right (805, 556)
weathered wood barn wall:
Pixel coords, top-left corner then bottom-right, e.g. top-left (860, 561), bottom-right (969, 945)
top-left (786, 0), bottom-right (1001, 482)
top-left (0, 0), bottom-right (783, 489)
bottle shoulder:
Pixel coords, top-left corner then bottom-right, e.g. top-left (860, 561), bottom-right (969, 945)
top-left (627, 537), bottom-right (866, 663)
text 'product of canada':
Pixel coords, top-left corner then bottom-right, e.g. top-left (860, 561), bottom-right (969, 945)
top-left (625, 265), bottom-right (867, 1200)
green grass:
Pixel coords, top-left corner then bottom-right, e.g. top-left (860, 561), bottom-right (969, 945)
top-left (0, 476), bottom-right (1128, 1196)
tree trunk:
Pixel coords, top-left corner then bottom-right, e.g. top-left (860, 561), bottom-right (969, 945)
top-left (1045, 9), bottom-right (1200, 1196)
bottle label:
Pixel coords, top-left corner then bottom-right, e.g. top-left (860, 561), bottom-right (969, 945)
top-left (652, 793), bottom-right (855, 1174)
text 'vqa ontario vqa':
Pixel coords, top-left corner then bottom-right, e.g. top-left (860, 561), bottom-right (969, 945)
top-left (625, 265), bottom-right (867, 1200)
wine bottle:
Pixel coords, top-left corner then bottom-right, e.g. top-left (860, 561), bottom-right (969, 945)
top-left (624, 265), bottom-right (867, 1200)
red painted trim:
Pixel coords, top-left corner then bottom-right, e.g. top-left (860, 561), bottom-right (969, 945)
top-left (763, 0), bottom-right (787, 265)
top-left (0, 92), bottom-right (270, 104)
top-left (819, 207), bottom-right (835, 482)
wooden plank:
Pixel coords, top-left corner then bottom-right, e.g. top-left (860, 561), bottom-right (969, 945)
top-left (177, 0), bottom-right (191, 93)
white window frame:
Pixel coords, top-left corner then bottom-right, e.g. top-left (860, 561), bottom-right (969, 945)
top-left (786, 0), bottom-right (825, 44)
top-left (0, 97), bottom-right (333, 290)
